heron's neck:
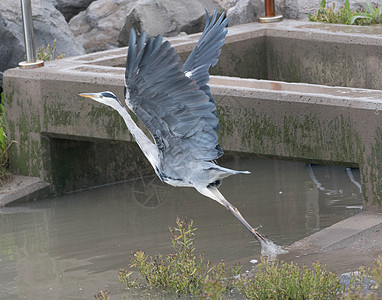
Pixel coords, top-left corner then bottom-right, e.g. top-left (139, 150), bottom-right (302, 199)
top-left (114, 104), bottom-right (159, 169)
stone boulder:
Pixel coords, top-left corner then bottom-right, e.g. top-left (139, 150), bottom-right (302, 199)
top-left (69, 0), bottom-right (137, 53)
top-left (0, 0), bottom-right (85, 87)
top-left (117, 0), bottom-right (224, 47)
top-left (222, 0), bottom-right (297, 25)
top-left (218, 0), bottom-right (240, 10)
top-left (226, 0), bottom-right (264, 26)
top-left (55, 0), bottom-right (96, 22)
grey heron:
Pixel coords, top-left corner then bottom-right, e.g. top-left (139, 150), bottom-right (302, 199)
top-left (80, 11), bottom-right (269, 246)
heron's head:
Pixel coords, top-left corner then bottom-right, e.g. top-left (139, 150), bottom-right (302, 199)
top-left (79, 91), bottom-right (123, 108)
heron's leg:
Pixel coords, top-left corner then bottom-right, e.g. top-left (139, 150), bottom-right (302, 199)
top-left (197, 187), bottom-right (269, 245)
top-left (221, 196), bottom-right (269, 244)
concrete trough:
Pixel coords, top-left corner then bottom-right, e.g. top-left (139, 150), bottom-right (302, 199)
top-left (3, 20), bottom-right (382, 211)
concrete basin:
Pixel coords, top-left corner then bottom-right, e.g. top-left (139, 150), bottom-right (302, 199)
top-left (3, 20), bottom-right (382, 211)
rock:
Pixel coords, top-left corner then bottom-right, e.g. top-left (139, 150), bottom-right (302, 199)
top-left (226, 0), bottom-right (264, 26)
top-left (69, 0), bottom-right (137, 53)
top-left (218, 0), bottom-right (240, 10)
top-left (339, 271), bottom-right (377, 295)
top-left (224, 0), bottom-right (296, 25)
top-left (117, 0), bottom-right (224, 47)
top-left (276, 0), bottom-right (299, 19)
top-left (0, 0), bottom-right (85, 87)
top-left (55, 0), bottom-right (96, 22)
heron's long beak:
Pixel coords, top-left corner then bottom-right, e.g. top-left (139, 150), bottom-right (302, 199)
top-left (79, 93), bottom-right (97, 99)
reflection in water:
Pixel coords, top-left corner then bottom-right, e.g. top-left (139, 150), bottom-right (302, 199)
top-left (0, 158), bottom-right (362, 299)
top-left (346, 167), bottom-right (362, 193)
top-left (308, 164), bottom-right (362, 195)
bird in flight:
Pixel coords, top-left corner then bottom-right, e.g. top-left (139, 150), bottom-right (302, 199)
top-left (80, 10), bottom-right (270, 246)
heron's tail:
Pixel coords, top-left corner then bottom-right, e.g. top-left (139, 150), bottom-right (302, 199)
top-left (207, 165), bottom-right (250, 182)
top-left (196, 186), bottom-right (268, 244)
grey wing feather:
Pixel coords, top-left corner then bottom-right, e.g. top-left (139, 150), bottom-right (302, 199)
top-left (125, 30), bottom-right (223, 161)
top-left (183, 10), bottom-right (228, 110)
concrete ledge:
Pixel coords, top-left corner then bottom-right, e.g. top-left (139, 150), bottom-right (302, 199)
top-left (0, 175), bottom-right (51, 207)
top-left (278, 211), bottom-right (382, 273)
top-left (289, 211), bottom-right (382, 252)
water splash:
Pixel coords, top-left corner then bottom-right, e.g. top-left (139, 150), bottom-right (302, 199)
top-left (260, 240), bottom-right (288, 260)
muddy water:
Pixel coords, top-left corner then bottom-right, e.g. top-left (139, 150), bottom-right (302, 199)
top-left (0, 158), bottom-right (362, 299)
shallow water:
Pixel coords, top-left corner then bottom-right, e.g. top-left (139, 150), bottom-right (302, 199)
top-left (0, 157), bottom-right (362, 299)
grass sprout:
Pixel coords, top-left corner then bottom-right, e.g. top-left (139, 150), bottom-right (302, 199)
top-left (309, 0), bottom-right (382, 25)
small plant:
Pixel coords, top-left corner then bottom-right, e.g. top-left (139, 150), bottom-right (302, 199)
top-left (119, 218), bottom-right (240, 298)
top-left (309, 0), bottom-right (382, 25)
top-left (235, 258), bottom-right (342, 299)
top-left (93, 290), bottom-right (110, 300)
top-left (0, 93), bottom-right (6, 152)
top-left (350, 1), bottom-right (382, 25)
top-left (0, 92), bottom-right (12, 185)
top-left (37, 39), bottom-right (65, 61)
top-left (372, 256), bottom-right (382, 287)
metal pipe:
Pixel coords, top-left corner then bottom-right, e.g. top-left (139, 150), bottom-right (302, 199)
top-left (264, 0), bottom-right (276, 17)
top-left (19, 0), bottom-right (44, 68)
top-left (259, 0), bottom-right (283, 23)
top-left (21, 0), bottom-right (36, 62)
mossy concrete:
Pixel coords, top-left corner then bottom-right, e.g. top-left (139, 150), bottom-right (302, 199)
top-left (3, 20), bottom-right (382, 211)
top-left (210, 76), bottom-right (382, 211)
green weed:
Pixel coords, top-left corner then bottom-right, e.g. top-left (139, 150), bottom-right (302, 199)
top-left (0, 92), bottom-right (11, 185)
top-left (93, 290), bottom-right (110, 300)
top-left (37, 39), bottom-right (65, 61)
top-left (0, 93), bottom-right (6, 152)
top-left (119, 218), bottom-right (240, 298)
top-left (372, 256), bottom-right (382, 287)
top-left (236, 259), bottom-right (341, 299)
top-left (309, 0), bottom-right (382, 25)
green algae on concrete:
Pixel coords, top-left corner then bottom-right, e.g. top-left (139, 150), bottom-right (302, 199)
top-left (217, 103), bottom-right (359, 166)
top-left (88, 105), bottom-right (129, 139)
top-left (367, 127), bottom-right (382, 207)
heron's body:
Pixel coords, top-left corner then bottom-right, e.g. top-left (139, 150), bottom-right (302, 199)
top-left (80, 10), bottom-right (269, 245)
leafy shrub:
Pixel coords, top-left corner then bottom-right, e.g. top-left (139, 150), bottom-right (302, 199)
top-left (236, 259), bottom-right (341, 299)
top-left (118, 218), bottom-right (359, 299)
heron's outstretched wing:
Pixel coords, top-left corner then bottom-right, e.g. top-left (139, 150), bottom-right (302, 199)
top-left (183, 10), bottom-right (228, 110)
top-left (125, 30), bottom-right (223, 161)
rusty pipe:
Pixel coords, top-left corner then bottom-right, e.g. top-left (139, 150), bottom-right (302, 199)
top-left (259, 0), bottom-right (283, 23)
top-left (264, 0), bottom-right (276, 17)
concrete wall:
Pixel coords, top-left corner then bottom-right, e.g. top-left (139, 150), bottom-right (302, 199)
top-left (3, 20), bottom-right (382, 211)
top-left (212, 22), bottom-right (382, 90)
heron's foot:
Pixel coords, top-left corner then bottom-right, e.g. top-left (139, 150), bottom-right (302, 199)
top-left (252, 227), bottom-right (270, 244)
top-left (254, 224), bottom-right (263, 231)
top-left (260, 236), bottom-right (288, 258)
